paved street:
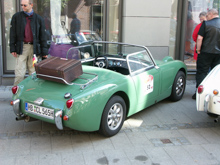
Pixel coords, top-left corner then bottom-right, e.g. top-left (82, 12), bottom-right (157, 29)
top-left (1, 81), bottom-right (220, 165)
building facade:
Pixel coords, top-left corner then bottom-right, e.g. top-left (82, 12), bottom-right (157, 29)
top-left (0, 0), bottom-right (220, 85)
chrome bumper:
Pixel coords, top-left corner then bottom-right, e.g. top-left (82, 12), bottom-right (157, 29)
top-left (204, 94), bottom-right (210, 113)
top-left (55, 110), bottom-right (63, 130)
top-left (13, 99), bottom-right (22, 117)
top-left (12, 99), bottom-right (63, 130)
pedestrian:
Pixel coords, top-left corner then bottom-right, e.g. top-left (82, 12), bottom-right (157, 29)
top-left (192, 8), bottom-right (220, 99)
top-left (70, 13), bottom-right (81, 44)
top-left (192, 11), bottom-right (207, 60)
top-left (70, 13), bottom-right (81, 35)
top-left (10, 0), bottom-right (48, 86)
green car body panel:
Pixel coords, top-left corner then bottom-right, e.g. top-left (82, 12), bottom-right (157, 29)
top-left (12, 42), bottom-right (187, 133)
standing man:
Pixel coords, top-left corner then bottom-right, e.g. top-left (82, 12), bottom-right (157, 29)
top-left (193, 8), bottom-right (220, 99)
top-left (70, 13), bottom-right (81, 35)
top-left (10, 0), bottom-right (48, 86)
top-left (70, 13), bottom-right (81, 45)
top-left (192, 11), bottom-right (207, 60)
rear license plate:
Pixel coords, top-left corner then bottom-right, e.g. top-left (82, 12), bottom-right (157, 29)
top-left (25, 103), bottom-right (54, 120)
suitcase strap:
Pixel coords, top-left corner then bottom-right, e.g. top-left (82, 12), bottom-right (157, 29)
top-left (36, 57), bottom-right (58, 73)
top-left (39, 57), bottom-right (58, 67)
top-left (56, 59), bottom-right (75, 76)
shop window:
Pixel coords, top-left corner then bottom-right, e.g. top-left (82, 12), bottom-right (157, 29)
top-left (33, 0), bottom-right (104, 42)
top-left (169, 0), bottom-right (178, 59)
top-left (184, 0), bottom-right (220, 70)
top-left (3, 0), bottom-right (16, 71)
top-left (3, 0), bottom-right (121, 73)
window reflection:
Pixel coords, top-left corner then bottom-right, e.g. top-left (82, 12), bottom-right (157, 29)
top-left (169, 0), bottom-right (178, 58)
top-left (3, 0), bottom-right (120, 72)
top-left (184, 0), bottom-right (220, 70)
top-left (4, 0), bottom-right (16, 71)
top-left (33, 0), bottom-right (104, 43)
top-left (32, 0), bottom-right (106, 58)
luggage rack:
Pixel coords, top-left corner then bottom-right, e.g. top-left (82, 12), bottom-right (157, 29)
top-left (32, 72), bottom-right (98, 90)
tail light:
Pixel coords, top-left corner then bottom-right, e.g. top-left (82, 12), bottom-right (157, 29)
top-left (63, 115), bottom-right (69, 121)
top-left (12, 86), bottom-right (19, 94)
top-left (213, 89), bottom-right (219, 95)
top-left (66, 99), bottom-right (74, 109)
top-left (83, 32), bottom-right (90, 35)
top-left (198, 85), bottom-right (204, 94)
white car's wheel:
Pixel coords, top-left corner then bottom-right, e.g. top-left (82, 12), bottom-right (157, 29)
top-left (99, 95), bottom-right (126, 137)
top-left (207, 112), bottom-right (218, 118)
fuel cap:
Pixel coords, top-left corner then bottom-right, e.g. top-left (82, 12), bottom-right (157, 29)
top-left (64, 93), bottom-right (72, 99)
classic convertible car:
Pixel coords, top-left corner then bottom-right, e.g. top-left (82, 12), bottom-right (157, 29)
top-left (196, 64), bottom-right (220, 120)
top-left (11, 41), bottom-right (187, 137)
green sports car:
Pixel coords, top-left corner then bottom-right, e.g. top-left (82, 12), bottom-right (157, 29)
top-left (11, 41), bottom-right (187, 137)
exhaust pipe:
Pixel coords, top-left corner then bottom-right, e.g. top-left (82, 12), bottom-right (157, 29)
top-left (15, 116), bottom-right (37, 122)
top-left (16, 116), bottom-right (26, 121)
top-left (24, 116), bottom-right (37, 122)
top-left (214, 115), bottom-right (220, 123)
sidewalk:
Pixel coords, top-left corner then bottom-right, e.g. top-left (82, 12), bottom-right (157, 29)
top-left (0, 86), bottom-right (13, 100)
top-left (1, 81), bottom-right (220, 165)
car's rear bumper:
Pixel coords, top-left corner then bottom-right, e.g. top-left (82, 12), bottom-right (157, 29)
top-left (13, 99), bottom-right (22, 117)
top-left (198, 94), bottom-right (220, 115)
top-left (12, 99), bottom-right (64, 130)
top-left (204, 94), bottom-right (210, 113)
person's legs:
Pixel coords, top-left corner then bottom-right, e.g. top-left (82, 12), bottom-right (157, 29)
top-left (13, 44), bottom-right (34, 86)
top-left (14, 45), bottom-right (29, 86)
top-left (192, 53), bottom-right (212, 99)
top-left (196, 53), bottom-right (212, 88)
top-left (210, 54), bottom-right (220, 70)
top-left (26, 45), bottom-right (35, 75)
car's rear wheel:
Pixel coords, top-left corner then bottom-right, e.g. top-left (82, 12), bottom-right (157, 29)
top-left (99, 95), bottom-right (126, 137)
top-left (170, 71), bottom-right (186, 101)
top-left (207, 112), bottom-right (219, 118)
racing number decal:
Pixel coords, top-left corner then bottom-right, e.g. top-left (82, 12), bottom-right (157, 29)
top-left (144, 75), bottom-right (153, 95)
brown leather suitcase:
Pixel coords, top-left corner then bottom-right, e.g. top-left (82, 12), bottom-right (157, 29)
top-left (35, 57), bottom-right (83, 84)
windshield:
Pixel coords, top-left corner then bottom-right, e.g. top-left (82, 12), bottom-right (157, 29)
top-left (93, 42), bottom-right (151, 58)
top-left (65, 42), bottom-right (156, 75)
top-left (127, 51), bottom-right (154, 73)
top-left (67, 42), bottom-right (154, 63)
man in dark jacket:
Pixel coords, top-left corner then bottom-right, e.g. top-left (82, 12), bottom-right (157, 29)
top-left (70, 13), bottom-right (81, 35)
top-left (10, 0), bottom-right (48, 85)
top-left (192, 8), bottom-right (220, 99)
top-left (70, 13), bottom-right (81, 44)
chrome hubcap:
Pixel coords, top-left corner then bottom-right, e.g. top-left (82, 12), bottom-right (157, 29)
top-left (176, 76), bottom-right (184, 96)
top-left (107, 103), bottom-right (123, 130)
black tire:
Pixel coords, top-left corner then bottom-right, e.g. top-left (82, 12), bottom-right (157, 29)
top-left (99, 95), bottom-right (126, 137)
top-left (170, 71), bottom-right (186, 102)
top-left (207, 112), bottom-right (219, 118)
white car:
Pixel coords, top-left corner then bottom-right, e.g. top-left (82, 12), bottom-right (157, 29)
top-left (196, 64), bottom-right (220, 118)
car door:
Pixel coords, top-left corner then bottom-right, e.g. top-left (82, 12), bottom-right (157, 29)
top-left (127, 51), bottom-right (161, 114)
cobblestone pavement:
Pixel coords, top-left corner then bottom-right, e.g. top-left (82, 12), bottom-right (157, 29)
top-left (1, 81), bottom-right (220, 165)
